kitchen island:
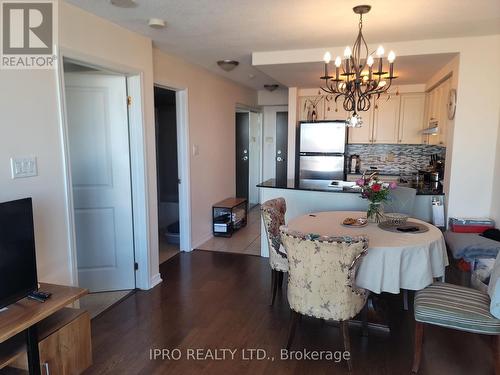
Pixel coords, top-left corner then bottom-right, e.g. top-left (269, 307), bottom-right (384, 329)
top-left (258, 178), bottom-right (444, 257)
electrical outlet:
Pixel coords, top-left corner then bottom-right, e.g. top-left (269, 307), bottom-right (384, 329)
top-left (10, 157), bottom-right (38, 179)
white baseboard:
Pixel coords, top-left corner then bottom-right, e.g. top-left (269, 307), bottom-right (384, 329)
top-left (150, 273), bottom-right (163, 289)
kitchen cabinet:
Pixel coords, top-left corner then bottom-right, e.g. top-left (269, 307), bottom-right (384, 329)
top-left (323, 97), bottom-right (349, 121)
top-left (348, 109), bottom-right (374, 143)
top-left (297, 91), bottom-right (427, 145)
top-left (425, 78), bottom-right (451, 146)
top-left (347, 93), bottom-right (425, 144)
top-left (372, 94), bottom-right (401, 143)
top-left (398, 93), bottom-right (426, 144)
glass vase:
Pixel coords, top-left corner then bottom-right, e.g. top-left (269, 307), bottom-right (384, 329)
top-left (367, 202), bottom-right (384, 223)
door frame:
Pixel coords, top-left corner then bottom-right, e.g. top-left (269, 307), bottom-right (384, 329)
top-left (154, 84), bottom-right (192, 253)
top-left (56, 48), bottom-right (153, 290)
top-left (235, 105), bottom-right (263, 204)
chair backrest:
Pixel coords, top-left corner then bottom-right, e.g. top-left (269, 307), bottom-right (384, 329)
top-left (386, 186), bottom-right (417, 216)
top-left (280, 227), bottom-right (369, 321)
top-left (261, 198), bottom-right (288, 272)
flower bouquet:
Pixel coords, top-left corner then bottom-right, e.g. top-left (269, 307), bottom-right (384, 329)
top-left (356, 173), bottom-right (397, 223)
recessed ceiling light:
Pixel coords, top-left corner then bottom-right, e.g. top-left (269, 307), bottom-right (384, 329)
top-left (110, 0), bottom-right (137, 8)
top-left (148, 18), bottom-right (166, 29)
top-left (264, 84), bottom-right (279, 92)
top-left (217, 60), bottom-right (239, 72)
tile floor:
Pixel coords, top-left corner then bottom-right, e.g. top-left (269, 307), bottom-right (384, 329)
top-left (79, 234), bottom-right (180, 319)
top-left (79, 290), bottom-right (132, 319)
top-left (159, 236), bottom-right (180, 264)
top-left (198, 205), bottom-right (261, 256)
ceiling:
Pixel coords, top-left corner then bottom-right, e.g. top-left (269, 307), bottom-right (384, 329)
top-left (66, 0), bottom-right (500, 90)
top-left (258, 53), bottom-right (459, 87)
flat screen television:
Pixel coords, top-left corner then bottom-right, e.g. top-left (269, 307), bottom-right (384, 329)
top-left (0, 198), bottom-right (38, 309)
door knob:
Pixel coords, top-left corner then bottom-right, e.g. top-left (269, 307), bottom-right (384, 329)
top-left (276, 157), bottom-right (283, 162)
top-left (242, 156), bottom-right (249, 161)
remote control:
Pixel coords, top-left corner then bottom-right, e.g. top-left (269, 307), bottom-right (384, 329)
top-left (28, 290), bottom-right (52, 302)
top-left (34, 290), bottom-right (52, 299)
top-left (28, 294), bottom-right (46, 302)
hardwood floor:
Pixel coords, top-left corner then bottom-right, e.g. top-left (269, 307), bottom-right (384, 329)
top-left (84, 251), bottom-right (494, 375)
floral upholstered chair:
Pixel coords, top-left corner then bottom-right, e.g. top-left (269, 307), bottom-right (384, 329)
top-left (280, 227), bottom-right (369, 372)
top-left (261, 198), bottom-right (288, 306)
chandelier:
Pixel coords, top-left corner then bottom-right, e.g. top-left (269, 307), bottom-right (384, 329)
top-left (320, 5), bottom-right (397, 127)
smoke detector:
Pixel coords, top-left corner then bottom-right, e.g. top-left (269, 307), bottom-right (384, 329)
top-left (217, 60), bottom-right (239, 72)
top-left (148, 18), bottom-right (166, 29)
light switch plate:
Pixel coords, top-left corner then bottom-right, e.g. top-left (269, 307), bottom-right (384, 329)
top-left (10, 156), bottom-right (38, 179)
top-left (192, 144), bottom-right (200, 156)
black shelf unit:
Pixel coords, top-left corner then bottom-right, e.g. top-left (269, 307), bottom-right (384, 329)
top-left (212, 198), bottom-right (248, 237)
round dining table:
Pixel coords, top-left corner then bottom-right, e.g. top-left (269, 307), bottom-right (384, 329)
top-left (287, 210), bottom-right (449, 294)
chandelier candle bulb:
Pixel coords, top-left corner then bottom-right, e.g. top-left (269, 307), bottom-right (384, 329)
top-left (376, 45), bottom-right (384, 57)
top-left (344, 46), bottom-right (352, 58)
top-left (388, 51), bottom-right (396, 63)
top-left (323, 51), bottom-right (332, 64)
top-left (335, 56), bottom-right (341, 80)
top-left (367, 55), bottom-right (374, 80)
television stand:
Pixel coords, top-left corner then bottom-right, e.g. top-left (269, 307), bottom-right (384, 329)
top-left (0, 283), bottom-right (90, 375)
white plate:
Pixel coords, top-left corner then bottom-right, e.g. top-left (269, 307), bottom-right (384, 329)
top-left (342, 218), bottom-right (368, 228)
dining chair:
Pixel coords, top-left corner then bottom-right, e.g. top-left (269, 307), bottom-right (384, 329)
top-left (385, 186), bottom-right (417, 310)
top-left (280, 227), bottom-right (369, 372)
top-left (261, 198), bottom-right (288, 306)
top-left (386, 186), bottom-right (417, 216)
top-left (412, 282), bottom-right (500, 374)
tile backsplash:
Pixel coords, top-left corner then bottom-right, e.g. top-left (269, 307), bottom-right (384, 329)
top-left (346, 144), bottom-right (446, 175)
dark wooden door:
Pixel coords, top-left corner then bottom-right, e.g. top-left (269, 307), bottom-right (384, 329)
top-left (275, 111), bottom-right (288, 184)
top-left (235, 112), bottom-right (249, 200)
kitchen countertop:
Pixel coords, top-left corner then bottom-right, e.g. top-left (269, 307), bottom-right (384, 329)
top-left (257, 179), bottom-right (444, 196)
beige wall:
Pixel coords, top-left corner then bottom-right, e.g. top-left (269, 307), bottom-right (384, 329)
top-left (153, 49), bottom-right (257, 247)
top-left (0, 2), bottom-right (157, 286)
top-left (492, 125), bottom-right (500, 223)
top-left (0, 68), bottom-right (68, 284)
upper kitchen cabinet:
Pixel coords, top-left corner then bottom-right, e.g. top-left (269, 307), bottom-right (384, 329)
top-left (298, 95), bottom-right (325, 121)
top-left (398, 93), bottom-right (426, 144)
top-left (324, 96), bottom-right (349, 121)
top-left (372, 94), bottom-right (401, 143)
top-left (347, 92), bottom-right (426, 144)
top-left (348, 109), bottom-right (373, 143)
top-left (425, 78), bottom-right (451, 146)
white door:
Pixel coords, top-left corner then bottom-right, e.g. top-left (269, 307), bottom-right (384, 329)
top-left (65, 72), bottom-right (135, 292)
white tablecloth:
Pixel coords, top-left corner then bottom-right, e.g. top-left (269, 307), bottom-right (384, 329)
top-left (287, 211), bottom-right (449, 294)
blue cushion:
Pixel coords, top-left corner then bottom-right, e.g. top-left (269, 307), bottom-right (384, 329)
top-left (415, 282), bottom-right (500, 335)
